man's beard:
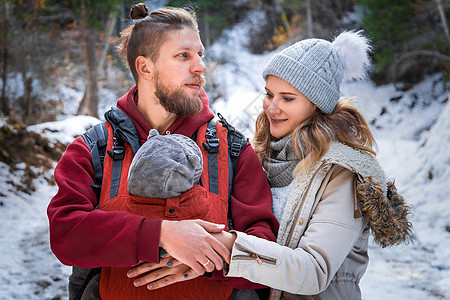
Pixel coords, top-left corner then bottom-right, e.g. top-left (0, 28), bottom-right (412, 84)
top-left (154, 73), bottom-right (205, 117)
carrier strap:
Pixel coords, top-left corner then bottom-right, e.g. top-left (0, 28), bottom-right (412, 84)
top-left (107, 136), bottom-right (125, 200)
top-left (82, 123), bottom-right (108, 201)
top-left (218, 113), bottom-right (248, 229)
top-left (104, 108), bottom-right (141, 200)
top-left (202, 119), bottom-right (220, 194)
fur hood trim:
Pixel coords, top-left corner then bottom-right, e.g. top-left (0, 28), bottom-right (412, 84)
top-left (357, 177), bottom-right (412, 247)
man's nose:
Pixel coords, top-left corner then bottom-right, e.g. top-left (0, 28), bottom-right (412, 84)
top-left (191, 56), bottom-right (206, 74)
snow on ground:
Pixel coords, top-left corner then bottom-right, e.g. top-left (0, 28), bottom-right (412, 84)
top-left (0, 12), bottom-right (449, 299)
top-left (47, 81), bottom-right (119, 120)
top-left (0, 115), bottom-right (102, 299)
top-left (0, 162), bottom-right (71, 299)
top-left (28, 115), bottom-right (102, 145)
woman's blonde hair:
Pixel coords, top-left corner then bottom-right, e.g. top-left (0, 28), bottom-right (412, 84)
top-left (253, 97), bottom-right (376, 175)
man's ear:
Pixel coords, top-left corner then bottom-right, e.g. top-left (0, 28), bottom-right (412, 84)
top-left (135, 56), bottom-right (154, 81)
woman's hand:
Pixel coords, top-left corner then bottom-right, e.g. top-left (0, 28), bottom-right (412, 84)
top-left (127, 256), bottom-right (200, 290)
top-left (210, 231), bottom-right (237, 263)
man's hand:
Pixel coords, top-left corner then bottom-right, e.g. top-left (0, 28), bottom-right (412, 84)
top-left (127, 259), bottom-right (200, 290)
top-left (159, 219), bottom-right (229, 275)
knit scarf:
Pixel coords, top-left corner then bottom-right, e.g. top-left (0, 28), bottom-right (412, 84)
top-left (262, 135), bottom-right (299, 188)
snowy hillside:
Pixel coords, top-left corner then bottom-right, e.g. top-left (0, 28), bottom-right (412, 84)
top-left (1, 13), bottom-right (449, 300)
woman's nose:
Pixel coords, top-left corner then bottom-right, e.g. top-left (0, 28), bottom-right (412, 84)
top-left (266, 99), bottom-right (281, 113)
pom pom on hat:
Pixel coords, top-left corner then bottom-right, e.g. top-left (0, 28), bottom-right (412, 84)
top-left (262, 30), bottom-right (372, 114)
top-left (332, 30), bottom-right (372, 81)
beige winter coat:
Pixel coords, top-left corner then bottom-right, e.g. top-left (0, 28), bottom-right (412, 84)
top-left (225, 142), bottom-right (411, 300)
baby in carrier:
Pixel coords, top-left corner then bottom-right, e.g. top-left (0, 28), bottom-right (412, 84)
top-left (127, 129), bottom-right (203, 198)
top-left (82, 129), bottom-right (231, 299)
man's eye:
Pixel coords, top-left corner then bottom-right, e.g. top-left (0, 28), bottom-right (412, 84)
top-left (178, 53), bottom-right (187, 58)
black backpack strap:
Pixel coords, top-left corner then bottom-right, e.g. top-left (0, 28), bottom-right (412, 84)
top-left (104, 107), bottom-right (141, 200)
top-left (75, 124), bottom-right (107, 299)
top-left (202, 119), bottom-right (220, 195)
top-left (82, 123), bottom-right (108, 202)
top-left (72, 267), bottom-right (101, 300)
top-left (106, 135), bottom-right (125, 199)
top-left (217, 113), bottom-right (249, 230)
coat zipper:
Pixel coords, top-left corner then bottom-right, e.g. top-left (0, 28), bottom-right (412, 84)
top-left (233, 243), bottom-right (277, 265)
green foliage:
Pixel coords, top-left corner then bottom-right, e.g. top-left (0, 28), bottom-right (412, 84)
top-left (4, 0), bottom-right (119, 30)
top-left (167, 0), bottom-right (237, 45)
top-left (60, 0), bottom-right (121, 30)
top-left (168, 0), bottom-right (216, 10)
top-left (356, 0), bottom-right (413, 43)
top-left (355, 0), bottom-right (415, 79)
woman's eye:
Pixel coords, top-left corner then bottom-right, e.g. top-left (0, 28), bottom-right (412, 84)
top-left (283, 97), bottom-right (294, 102)
top-left (265, 93), bottom-right (274, 98)
top-left (178, 53), bottom-right (188, 58)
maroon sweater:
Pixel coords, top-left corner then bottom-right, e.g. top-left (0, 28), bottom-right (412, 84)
top-left (47, 86), bottom-right (278, 288)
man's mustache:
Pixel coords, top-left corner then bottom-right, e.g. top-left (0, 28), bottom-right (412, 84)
top-left (187, 75), bottom-right (206, 86)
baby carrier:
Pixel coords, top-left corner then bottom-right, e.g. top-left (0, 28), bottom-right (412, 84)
top-left (69, 107), bottom-right (248, 300)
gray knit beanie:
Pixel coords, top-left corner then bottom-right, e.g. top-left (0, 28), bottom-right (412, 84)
top-left (127, 129), bottom-right (203, 198)
top-left (263, 31), bottom-right (372, 114)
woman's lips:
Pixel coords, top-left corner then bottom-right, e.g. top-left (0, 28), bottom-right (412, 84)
top-left (270, 118), bottom-right (286, 125)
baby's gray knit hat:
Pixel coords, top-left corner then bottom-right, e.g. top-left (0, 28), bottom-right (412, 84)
top-left (262, 31), bottom-right (372, 114)
top-left (128, 129), bottom-right (203, 198)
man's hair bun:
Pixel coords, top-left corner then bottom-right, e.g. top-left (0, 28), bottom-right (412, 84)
top-left (130, 3), bottom-right (149, 20)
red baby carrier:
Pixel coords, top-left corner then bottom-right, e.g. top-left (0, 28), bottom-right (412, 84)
top-left (69, 107), bottom-right (247, 300)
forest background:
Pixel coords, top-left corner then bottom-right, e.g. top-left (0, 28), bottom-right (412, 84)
top-left (0, 0), bottom-right (449, 299)
top-left (1, 0), bottom-right (449, 124)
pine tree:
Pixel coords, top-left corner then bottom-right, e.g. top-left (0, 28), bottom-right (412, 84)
top-left (354, 0), bottom-right (414, 80)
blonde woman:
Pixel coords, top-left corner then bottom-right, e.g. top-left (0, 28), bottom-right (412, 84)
top-left (214, 31), bottom-right (412, 299)
top-left (137, 31), bottom-right (412, 299)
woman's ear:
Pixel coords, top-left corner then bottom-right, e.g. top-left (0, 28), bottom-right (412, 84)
top-left (135, 56), bottom-right (154, 81)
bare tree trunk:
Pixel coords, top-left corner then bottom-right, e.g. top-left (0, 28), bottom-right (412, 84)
top-left (306, 0), bottom-right (313, 38)
top-left (1, 46), bottom-right (8, 116)
top-left (203, 7), bottom-right (211, 51)
top-left (77, 3), bottom-right (99, 118)
top-left (0, 2), bottom-right (10, 116)
top-left (334, 0), bottom-right (343, 16)
top-left (97, 11), bottom-right (117, 79)
top-left (436, 0), bottom-right (450, 45)
top-left (203, 6), bottom-right (213, 93)
top-left (23, 74), bottom-right (33, 120)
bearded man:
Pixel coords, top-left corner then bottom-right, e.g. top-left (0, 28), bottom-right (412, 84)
top-left (47, 3), bottom-right (278, 300)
